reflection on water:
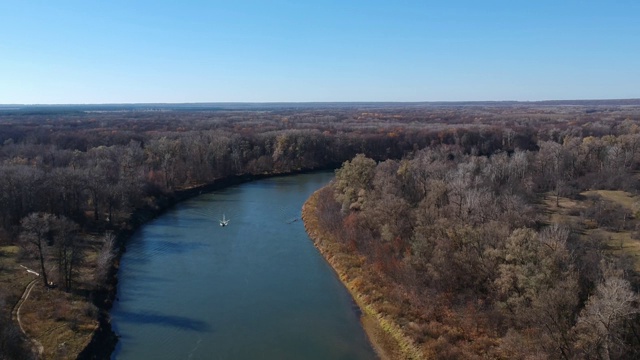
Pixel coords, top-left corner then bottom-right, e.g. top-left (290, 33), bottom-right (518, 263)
top-left (110, 172), bottom-right (376, 359)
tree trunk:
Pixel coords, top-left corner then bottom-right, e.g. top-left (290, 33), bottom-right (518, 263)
top-left (37, 243), bottom-right (48, 287)
top-left (93, 193), bottom-right (99, 221)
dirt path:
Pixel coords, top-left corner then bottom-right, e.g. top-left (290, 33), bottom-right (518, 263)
top-left (11, 277), bottom-right (44, 357)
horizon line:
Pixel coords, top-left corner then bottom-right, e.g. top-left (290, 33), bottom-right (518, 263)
top-left (2, 98), bottom-right (640, 107)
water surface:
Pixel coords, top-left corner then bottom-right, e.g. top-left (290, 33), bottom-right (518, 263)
top-left (110, 172), bottom-right (376, 359)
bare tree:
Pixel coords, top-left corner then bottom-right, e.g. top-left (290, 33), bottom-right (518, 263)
top-left (20, 212), bottom-right (54, 287)
top-left (95, 232), bottom-right (117, 285)
top-left (574, 266), bottom-right (639, 360)
top-left (53, 216), bottom-right (82, 292)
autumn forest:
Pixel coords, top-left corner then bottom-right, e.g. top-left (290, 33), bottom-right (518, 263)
top-left (1, 102), bottom-right (640, 359)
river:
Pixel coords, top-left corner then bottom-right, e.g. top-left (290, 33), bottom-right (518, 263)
top-left (110, 172), bottom-right (376, 359)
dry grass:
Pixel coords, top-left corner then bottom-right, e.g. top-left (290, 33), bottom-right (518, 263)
top-left (1, 238), bottom-right (103, 359)
top-left (582, 190), bottom-right (638, 211)
top-left (19, 285), bottom-right (97, 359)
top-left (543, 190), bottom-right (640, 271)
top-left (0, 245), bottom-right (35, 306)
top-left (589, 229), bottom-right (640, 270)
top-left (543, 196), bottom-right (585, 228)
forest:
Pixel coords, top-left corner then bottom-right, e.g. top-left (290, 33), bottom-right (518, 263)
top-left (0, 102), bottom-right (639, 359)
top-left (309, 109), bottom-right (640, 358)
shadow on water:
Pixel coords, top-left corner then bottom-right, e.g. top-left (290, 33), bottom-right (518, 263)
top-left (118, 273), bottom-right (172, 284)
top-left (153, 215), bottom-right (213, 229)
top-left (143, 239), bottom-right (208, 255)
top-left (127, 238), bottom-right (209, 263)
top-left (114, 310), bottom-right (213, 332)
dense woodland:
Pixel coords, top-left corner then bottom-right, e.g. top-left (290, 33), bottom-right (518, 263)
top-left (0, 102), bottom-right (639, 359)
top-left (316, 117), bottom-right (640, 358)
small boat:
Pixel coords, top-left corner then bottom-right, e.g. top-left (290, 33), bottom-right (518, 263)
top-left (219, 214), bottom-right (230, 227)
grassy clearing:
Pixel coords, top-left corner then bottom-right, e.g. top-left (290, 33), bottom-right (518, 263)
top-left (1, 238), bottom-right (103, 359)
top-left (544, 196), bottom-right (584, 229)
top-left (543, 190), bottom-right (640, 271)
top-left (582, 190), bottom-right (638, 211)
top-left (589, 229), bottom-right (640, 270)
top-left (19, 285), bottom-right (97, 359)
top-left (1, 245), bottom-right (20, 256)
top-left (0, 245), bottom-right (34, 305)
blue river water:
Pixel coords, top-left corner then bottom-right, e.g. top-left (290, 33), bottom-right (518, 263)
top-left (110, 172), bottom-right (376, 359)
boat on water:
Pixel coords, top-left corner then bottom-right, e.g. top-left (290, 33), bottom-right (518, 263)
top-left (220, 214), bottom-right (230, 227)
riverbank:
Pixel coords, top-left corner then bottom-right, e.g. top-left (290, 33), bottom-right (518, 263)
top-left (301, 188), bottom-right (424, 360)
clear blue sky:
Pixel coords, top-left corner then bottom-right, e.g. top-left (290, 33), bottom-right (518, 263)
top-left (1, 0), bottom-right (638, 104)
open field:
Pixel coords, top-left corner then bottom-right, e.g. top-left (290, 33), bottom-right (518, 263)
top-left (544, 190), bottom-right (640, 271)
